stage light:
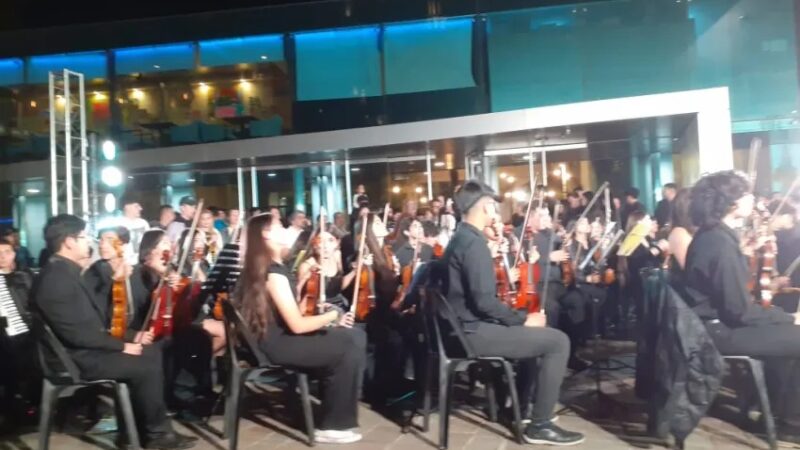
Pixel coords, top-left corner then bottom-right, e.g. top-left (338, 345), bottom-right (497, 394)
top-left (104, 193), bottom-right (116, 212)
top-left (101, 140), bottom-right (116, 160)
top-left (101, 166), bottom-right (123, 187)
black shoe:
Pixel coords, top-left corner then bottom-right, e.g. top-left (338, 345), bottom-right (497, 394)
top-left (524, 421), bottom-right (585, 446)
top-left (143, 432), bottom-right (198, 450)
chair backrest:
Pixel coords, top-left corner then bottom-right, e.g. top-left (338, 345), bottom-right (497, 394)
top-left (34, 314), bottom-right (82, 383)
top-left (421, 287), bottom-right (477, 360)
top-left (221, 300), bottom-right (271, 369)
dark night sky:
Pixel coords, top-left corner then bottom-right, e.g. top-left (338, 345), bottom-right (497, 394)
top-left (0, 0), bottom-right (329, 32)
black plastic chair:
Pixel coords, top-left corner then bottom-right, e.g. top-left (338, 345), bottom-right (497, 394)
top-left (35, 319), bottom-right (140, 450)
top-left (220, 301), bottom-right (315, 450)
top-left (640, 268), bottom-right (777, 450)
top-left (419, 288), bottom-right (525, 449)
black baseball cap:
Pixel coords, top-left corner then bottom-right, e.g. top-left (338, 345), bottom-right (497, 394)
top-left (179, 196), bottom-right (197, 206)
top-left (454, 179), bottom-right (502, 214)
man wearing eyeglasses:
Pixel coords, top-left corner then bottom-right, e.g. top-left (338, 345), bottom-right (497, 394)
top-left (33, 214), bottom-right (196, 449)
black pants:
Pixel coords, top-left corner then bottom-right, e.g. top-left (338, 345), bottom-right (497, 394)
top-left (707, 321), bottom-right (800, 420)
top-left (72, 345), bottom-right (170, 439)
top-left (260, 326), bottom-right (367, 430)
top-left (538, 282), bottom-right (564, 328)
top-left (465, 323), bottom-right (569, 422)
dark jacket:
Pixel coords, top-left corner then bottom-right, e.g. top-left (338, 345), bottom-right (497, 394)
top-left (654, 199), bottom-right (673, 230)
top-left (32, 255), bottom-right (125, 362)
top-left (442, 222), bottom-right (525, 332)
top-left (638, 268), bottom-right (724, 443)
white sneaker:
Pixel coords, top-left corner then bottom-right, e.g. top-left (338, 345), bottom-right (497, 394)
top-left (315, 429), bottom-right (363, 444)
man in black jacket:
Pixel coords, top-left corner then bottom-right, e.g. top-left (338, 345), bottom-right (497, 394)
top-left (33, 214), bottom-right (195, 450)
top-left (654, 183), bottom-right (677, 230)
top-left (444, 180), bottom-right (583, 446)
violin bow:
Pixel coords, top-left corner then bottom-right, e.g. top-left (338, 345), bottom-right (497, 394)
top-left (350, 211), bottom-right (369, 315)
top-left (540, 203), bottom-right (562, 312)
top-left (177, 199), bottom-right (205, 280)
top-left (319, 206), bottom-right (327, 308)
top-left (747, 138), bottom-right (762, 190)
top-left (513, 177), bottom-right (537, 268)
top-left (768, 176), bottom-right (800, 228)
top-left (382, 203), bottom-right (390, 229)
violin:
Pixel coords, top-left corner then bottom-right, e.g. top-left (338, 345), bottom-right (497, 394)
top-left (515, 229), bottom-right (541, 312)
top-left (746, 203), bottom-right (778, 307)
top-left (560, 228), bottom-right (576, 287)
top-left (212, 292), bottom-right (227, 321)
top-left (488, 222), bottom-right (515, 306)
top-left (148, 249), bottom-right (179, 338)
top-left (109, 238), bottom-right (130, 339)
top-left (302, 232), bottom-right (325, 316)
top-left (351, 213), bottom-right (374, 322)
top-left (433, 242), bottom-right (444, 259)
top-left (396, 239), bottom-right (418, 309)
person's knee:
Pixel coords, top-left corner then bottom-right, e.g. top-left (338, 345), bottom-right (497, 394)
top-left (547, 329), bottom-right (570, 355)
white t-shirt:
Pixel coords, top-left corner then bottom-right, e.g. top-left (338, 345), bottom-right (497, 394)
top-left (119, 217), bottom-right (150, 265)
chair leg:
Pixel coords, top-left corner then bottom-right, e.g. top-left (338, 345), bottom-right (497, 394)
top-left (748, 359), bottom-right (777, 450)
top-left (115, 383), bottom-right (141, 450)
top-left (225, 368), bottom-right (245, 450)
top-left (297, 373), bottom-right (315, 446)
top-left (485, 367), bottom-right (498, 423)
top-left (37, 379), bottom-right (60, 450)
top-left (422, 354), bottom-right (435, 433)
top-left (500, 362), bottom-right (525, 445)
top-left (438, 362), bottom-right (456, 450)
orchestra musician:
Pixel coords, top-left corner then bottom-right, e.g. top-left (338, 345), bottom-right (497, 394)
top-left (296, 228), bottom-right (356, 313)
top-left (443, 180), bottom-right (584, 445)
top-left (392, 217), bottom-right (434, 268)
top-left (0, 237), bottom-right (37, 428)
top-left (198, 210), bottom-right (224, 266)
top-left (236, 213), bottom-right (366, 444)
top-left (33, 215), bottom-right (196, 449)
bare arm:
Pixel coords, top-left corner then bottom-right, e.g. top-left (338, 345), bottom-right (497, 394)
top-left (668, 227), bottom-right (692, 269)
top-left (267, 273), bottom-right (338, 334)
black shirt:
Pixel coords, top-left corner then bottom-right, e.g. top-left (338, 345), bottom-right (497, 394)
top-left (655, 199), bottom-right (673, 229)
top-left (684, 224), bottom-right (793, 328)
top-left (393, 241), bottom-right (433, 268)
top-left (443, 222), bottom-right (525, 332)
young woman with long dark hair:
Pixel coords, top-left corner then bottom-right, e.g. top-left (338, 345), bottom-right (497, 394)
top-left (236, 213), bottom-right (366, 444)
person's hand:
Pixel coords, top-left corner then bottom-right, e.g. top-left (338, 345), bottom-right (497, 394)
top-left (363, 254), bottom-right (373, 267)
top-left (772, 276), bottom-right (790, 291)
top-left (549, 250), bottom-right (567, 263)
top-left (588, 273), bottom-right (601, 284)
top-left (656, 239), bottom-right (669, 252)
top-left (524, 312), bottom-right (547, 328)
top-left (167, 273), bottom-right (181, 288)
top-left (123, 343), bottom-right (143, 356)
top-left (508, 267), bottom-right (520, 285)
top-left (134, 330), bottom-right (154, 345)
top-left (528, 248), bottom-right (540, 264)
top-left (499, 239), bottom-right (510, 255)
top-left (338, 311), bottom-right (355, 328)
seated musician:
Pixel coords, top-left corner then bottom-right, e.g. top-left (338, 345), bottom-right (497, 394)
top-left (392, 217), bottom-right (434, 268)
top-left (296, 229), bottom-right (356, 312)
top-left (0, 237), bottom-right (38, 428)
top-left (523, 207), bottom-right (565, 325)
top-left (33, 215), bottom-right (196, 450)
top-left (684, 172), bottom-right (800, 388)
top-left (237, 213), bottom-right (366, 444)
top-left (560, 218), bottom-right (607, 369)
top-left (444, 180), bottom-right (584, 445)
top-left (83, 226), bottom-right (154, 344)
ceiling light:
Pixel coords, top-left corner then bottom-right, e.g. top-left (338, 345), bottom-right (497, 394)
top-left (267, 173), bottom-right (277, 177)
top-left (499, 172), bottom-right (507, 179)
top-left (100, 166), bottom-right (123, 187)
top-left (414, 186), bottom-right (423, 194)
top-left (506, 176), bottom-right (515, 183)
top-left (198, 83), bottom-right (210, 94)
top-left (420, 196), bottom-right (428, 204)
top-left (30, 100), bottom-right (37, 108)
top-left (392, 186), bottom-right (401, 194)
top-left (26, 188), bottom-right (40, 194)
top-left (504, 192), bottom-right (512, 199)
top-left (484, 143), bottom-right (588, 157)
top-left (350, 167), bottom-right (360, 172)
top-left (553, 169), bottom-right (561, 176)
top-left (434, 161), bottom-right (445, 167)
top-left (187, 178), bottom-right (196, 182)
top-left (260, 55), bottom-right (268, 60)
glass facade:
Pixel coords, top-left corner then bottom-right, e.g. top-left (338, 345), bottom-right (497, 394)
top-left (1, 0), bottom-right (793, 164)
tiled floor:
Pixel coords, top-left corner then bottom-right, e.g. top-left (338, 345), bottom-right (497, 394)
top-left (2, 343), bottom-right (799, 450)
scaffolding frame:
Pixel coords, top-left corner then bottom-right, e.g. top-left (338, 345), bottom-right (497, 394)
top-left (49, 69), bottom-right (89, 220)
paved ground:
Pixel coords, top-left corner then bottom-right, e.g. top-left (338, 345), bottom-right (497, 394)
top-left (2, 341), bottom-right (799, 450)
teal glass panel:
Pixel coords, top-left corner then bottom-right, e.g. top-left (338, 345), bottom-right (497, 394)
top-left (28, 52), bottom-right (107, 84)
top-left (199, 34), bottom-right (284, 67)
top-left (114, 43), bottom-right (194, 75)
top-left (384, 18), bottom-right (475, 94)
top-left (0, 59), bottom-right (24, 86)
top-left (295, 27), bottom-right (381, 101)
